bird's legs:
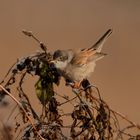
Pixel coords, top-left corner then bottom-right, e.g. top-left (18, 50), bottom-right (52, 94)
top-left (65, 79), bottom-right (83, 89)
top-left (72, 81), bottom-right (82, 89)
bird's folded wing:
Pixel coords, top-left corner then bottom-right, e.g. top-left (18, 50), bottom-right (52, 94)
top-left (70, 49), bottom-right (95, 66)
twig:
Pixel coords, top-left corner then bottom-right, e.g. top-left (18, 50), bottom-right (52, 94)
top-left (72, 89), bottom-right (97, 127)
top-left (17, 72), bottom-right (40, 120)
top-left (0, 61), bottom-right (17, 84)
top-left (0, 85), bottom-right (45, 140)
top-left (59, 96), bottom-right (77, 106)
top-left (111, 110), bottom-right (140, 129)
top-left (83, 84), bottom-right (102, 100)
top-left (74, 127), bottom-right (87, 138)
top-left (86, 86), bottom-right (140, 130)
top-left (22, 30), bottom-right (47, 52)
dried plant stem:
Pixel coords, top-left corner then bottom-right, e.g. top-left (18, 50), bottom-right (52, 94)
top-left (59, 96), bottom-right (77, 106)
top-left (0, 85), bottom-right (45, 140)
top-left (73, 89), bottom-right (97, 126)
top-left (110, 110), bottom-right (140, 129)
top-left (22, 30), bottom-right (47, 52)
top-left (89, 89), bottom-right (140, 130)
top-left (22, 30), bottom-right (40, 44)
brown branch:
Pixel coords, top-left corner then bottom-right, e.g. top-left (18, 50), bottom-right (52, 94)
top-left (22, 30), bottom-right (47, 52)
top-left (86, 86), bottom-right (140, 130)
top-left (59, 96), bottom-right (77, 106)
top-left (72, 89), bottom-right (98, 127)
top-left (0, 85), bottom-right (45, 140)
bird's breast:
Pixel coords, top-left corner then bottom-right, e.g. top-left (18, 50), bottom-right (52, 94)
top-left (64, 61), bottom-right (96, 82)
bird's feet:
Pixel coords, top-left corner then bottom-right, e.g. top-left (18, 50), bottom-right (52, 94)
top-left (72, 81), bottom-right (82, 89)
top-left (65, 80), bottom-right (82, 90)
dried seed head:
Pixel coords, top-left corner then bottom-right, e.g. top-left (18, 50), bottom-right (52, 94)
top-left (22, 30), bottom-right (33, 37)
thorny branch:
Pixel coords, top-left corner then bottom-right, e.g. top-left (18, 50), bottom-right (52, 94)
top-left (0, 30), bottom-right (140, 140)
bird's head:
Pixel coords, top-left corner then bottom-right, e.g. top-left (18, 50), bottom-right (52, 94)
top-left (50, 50), bottom-right (69, 70)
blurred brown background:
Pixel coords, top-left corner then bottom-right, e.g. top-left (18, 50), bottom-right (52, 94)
top-left (0, 0), bottom-right (140, 129)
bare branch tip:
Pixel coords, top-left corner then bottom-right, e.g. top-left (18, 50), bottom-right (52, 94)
top-left (22, 29), bottom-right (33, 37)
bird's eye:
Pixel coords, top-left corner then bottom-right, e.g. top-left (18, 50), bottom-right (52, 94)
top-left (59, 56), bottom-right (68, 61)
top-left (59, 56), bottom-right (63, 60)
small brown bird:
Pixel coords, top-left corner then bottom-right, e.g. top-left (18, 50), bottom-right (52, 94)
top-left (51, 29), bottom-right (113, 88)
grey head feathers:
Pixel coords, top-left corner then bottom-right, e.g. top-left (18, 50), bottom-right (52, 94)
top-left (53, 50), bottom-right (68, 61)
top-left (53, 49), bottom-right (74, 62)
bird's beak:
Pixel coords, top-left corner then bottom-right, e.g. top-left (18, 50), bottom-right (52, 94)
top-left (49, 60), bottom-right (55, 63)
top-left (49, 60), bottom-right (56, 69)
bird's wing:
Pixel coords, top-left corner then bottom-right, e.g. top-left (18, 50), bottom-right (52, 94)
top-left (71, 49), bottom-right (106, 66)
top-left (71, 49), bottom-right (96, 66)
top-left (71, 29), bottom-right (112, 66)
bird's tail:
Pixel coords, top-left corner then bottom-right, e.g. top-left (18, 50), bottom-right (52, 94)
top-left (88, 29), bottom-right (113, 52)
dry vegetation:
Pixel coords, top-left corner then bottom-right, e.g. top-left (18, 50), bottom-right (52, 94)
top-left (0, 30), bottom-right (140, 140)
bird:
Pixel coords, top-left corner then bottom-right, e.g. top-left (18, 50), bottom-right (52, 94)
top-left (50, 29), bottom-right (113, 88)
